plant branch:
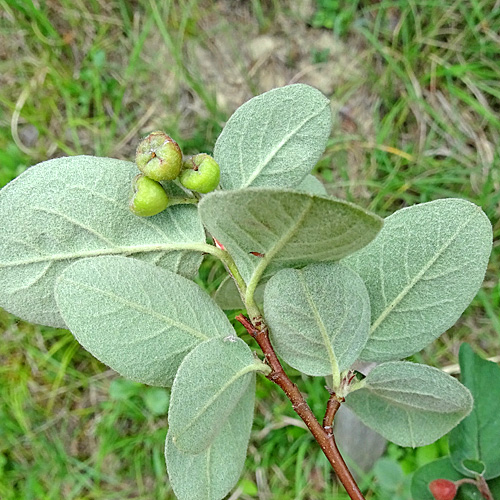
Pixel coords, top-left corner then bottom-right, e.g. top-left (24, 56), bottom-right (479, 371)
top-left (236, 314), bottom-right (365, 500)
top-left (166, 197), bottom-right (199, 206)
top-left (323, 394), bottom-right (342, 436)
top-left (204, 245), bottom-right (248, 302)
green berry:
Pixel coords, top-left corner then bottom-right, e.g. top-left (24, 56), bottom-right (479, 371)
top-left (135, 131), bottom-right (182, 181)
top-left (179, 154), bottom-right (220, 193)
top-left (129, 174), bottom-right (169, 217)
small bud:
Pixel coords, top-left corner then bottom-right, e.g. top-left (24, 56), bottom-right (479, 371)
top-left (135, 131), bottom-right (182, 181)
top-left (179, 153), bottom-right (220, 193)
top-left (129, 174), bottom-right (169, 217)
top-left (429, 479), bottom-right (457, 500)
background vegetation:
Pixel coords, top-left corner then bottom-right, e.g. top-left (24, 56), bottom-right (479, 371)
top-left (0, 1), bottom-right (498, 498)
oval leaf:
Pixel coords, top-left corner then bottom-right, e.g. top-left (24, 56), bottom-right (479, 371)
top-left (55, 256), bottom-right (233, 386)
top-left (264, 263), bottom-right (370, 384)
top-left (345, 361), bottom-right (473, 447)
top-left (343, 198), bottom-right (492, 361)
top-left (296, 174), bottom-right (327, 195)
top-left (213, 275), bottom-right (266, 310)
top-left (0, 156), bottom-right (205, 327)
top-left (450, 344), bottom-right (500, 480)
top-left (168, 337), bottom-right (268, 454)
top-left (214, 84), bottom-right (332, 190)
top-left (199, 188), bottom-right (383, 292)
top-left (165, 373), bottom-right (255, 500)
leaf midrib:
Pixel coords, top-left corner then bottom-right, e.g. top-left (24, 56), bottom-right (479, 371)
top-left (0, 242), bottom-right (211, 268)
top-left (241, 101), bottom-right (329, 188)
top-left (246, 198), bottom-right (313, 301)
top-left (58, 276), bottom-right (210, 341)
top-left (370, 211), bottom-right (475, 337)
top-left (174, 362), bottom-right (264, 446)
top-left (298, 269), bottom-right (340, 385)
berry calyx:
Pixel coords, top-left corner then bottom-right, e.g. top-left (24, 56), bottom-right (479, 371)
top-left (429, 479), bottom-right (457, 500)
top-left (129, 174), bottom-right (169, 217)
top-left (179, 153), bottom-right (220, 193)
top-left (135, 131), bottom-right (182, 181)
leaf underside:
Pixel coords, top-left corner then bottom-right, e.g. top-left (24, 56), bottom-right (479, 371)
top-left (343, 198), bottom-right (492, 361)
top-left (345, 361), bottom-right (473, 447)
top-left (199, 188), bottom-right (383, 288)
top-left (264, 262), bottom-right (370, 381)
top-left (168, 337), bottom-right (264, 454)
top-left (214, 84), bottom-right (332, 190)
top-left (0, 156), bottom-right (205, 327)
top-left (55, 256), bottom-right (234, 386)
top-left (166, 339), bottom-right (259, 500)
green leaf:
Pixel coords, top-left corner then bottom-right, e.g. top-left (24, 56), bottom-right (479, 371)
top-left (213, 275), bottom-right (246, 310)
top-left (165, 378), bottom-right (255, 500)
top-left (199, 189), bottom-right (383, 298)
top-left (143, 387), bottom-right (170, 416)
top-left (165, 338), bottom-right (264, 500)
top-left (345, 361), bottom-right (473, 447)
top-left (449, 344), bottom-right (500, 480)
top-left (168, 337), bottom-right (268, 454)
top-left (264, 263), bottom-right (370, 385)
top-left (296, 174), bottom-right (327, 195)
top-left (55, 256), bottom-right (233, 387)
top-left (214, 84), bottom-right (331, 190)
top-left (213, 275), bottom-right (265, 311)
top-left (343, 199), bottom-right (492, 361)
top-left (108, 378), bottom-right (142, 400)
top-left (0, 156), bottom-right (206, 327)
top-left (372, 457), bottom-right (405, 492)
top-left (411, 457), bottom-right (482, 500)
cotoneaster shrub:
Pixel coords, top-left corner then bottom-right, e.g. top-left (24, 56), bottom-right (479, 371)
top-left (0, 84), bottom-right (494, 500)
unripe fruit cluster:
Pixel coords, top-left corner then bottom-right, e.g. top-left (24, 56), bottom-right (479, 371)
top-left (129, 131), bottom-right (220, 217)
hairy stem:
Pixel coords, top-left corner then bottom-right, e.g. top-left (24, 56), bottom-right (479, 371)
top-left (236, 314), bottom-right (365, 500)
top-left (167, 197), bottom-right (199, 206)
top-left (205, 245), bottom-right (248, 302)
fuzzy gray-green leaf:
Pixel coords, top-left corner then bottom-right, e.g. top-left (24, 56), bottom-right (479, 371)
top-left (199, 188), bottom-right (383, 291)
top-left (0, 156), bottom-right (205, 327)
top-left (55, 256), bottom-right (233, 387)
top-left (345, 362), bottom-right (473, 447)
top-left (343, 198), bottom-right (492, 361)
top-left (165, 371), bottom-right (255, 500)
top-left (213, 275), bottom-right (266, 310)
top-left (168, 337), bottom-right (267, 454)
top-left (296, 174), bottom-right (327, 195)
top-left (214, 84), bottom-right (332, 190)
top-left (264, 263), bottom-right (370, 383)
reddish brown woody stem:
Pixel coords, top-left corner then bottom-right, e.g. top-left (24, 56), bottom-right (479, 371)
top-left (236, 314), bottom-right (365, 500)
top-left (323, 394), bottom-right (342, 436)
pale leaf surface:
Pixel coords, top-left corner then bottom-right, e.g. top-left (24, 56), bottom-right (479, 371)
top-left (214, 84), bottom-right (331, 190)
top-left (213, 275), bottom-right (265, 310)
top-left (296, 174), bottom-right (327, 195)
top-left (343, 198), bottom-right (492, 361)
top-left (199, 188), bottom-right (383, 287)
top-left (0, 156), bottom-right (205, 327)
top-left (55, 256), bottom-right (232, 386)
top-left (165, 374), bottom-right (255, 500)
top-left (345, 361), bottom-right (473, 447)
top-left (264, 263), bottom-right (370, 380)
top-left (168, 337), bottom-right (267, 454)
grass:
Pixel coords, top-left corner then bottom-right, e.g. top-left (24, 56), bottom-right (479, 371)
top-left (0, 0), bottom-right (499, 499)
